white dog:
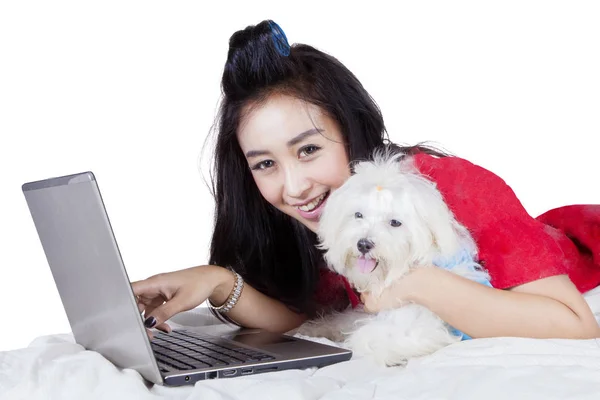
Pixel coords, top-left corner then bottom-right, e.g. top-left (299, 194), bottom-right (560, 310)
top-left (296, 149), bottom-right (491, 367)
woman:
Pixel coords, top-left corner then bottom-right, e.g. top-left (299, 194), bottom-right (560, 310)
top-left (133, 20), bottom-right (600, 340)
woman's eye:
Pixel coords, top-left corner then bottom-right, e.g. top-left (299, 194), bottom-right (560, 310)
top-left (390, 219), bottom-right (402, 227)
top-left (355, 212), bottom-right (363, 219)
top-left (252, 160), bottom-right (274, 170)
top-left (299, 145), bottom-right (321, 157)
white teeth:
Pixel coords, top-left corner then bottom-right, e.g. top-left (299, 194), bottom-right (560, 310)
top-left (298, 193), bottom-right (327, 212)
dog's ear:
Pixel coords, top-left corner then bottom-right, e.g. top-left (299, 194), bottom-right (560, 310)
top-left (349, 159), bottom-right (370, 176)
top-left (432, 217), bottom-right (477, 259)
top-left (315, 182), bottom-right (349, 252)
top-left (316, 172), bottom-right (363, 274)
top-left (406, 173), bottom-right (476, 260)
top-left (316, 190), bottom-right (352, 274)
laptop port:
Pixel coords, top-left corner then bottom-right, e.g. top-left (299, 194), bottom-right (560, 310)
top-left (206, 371), bottom-right (218, 380)
top-left (222, 369), bottom-right (237, 377)
top-left (241, 368), bottom-right (253, 375)
top-left (256, 366), bottom-right (278, 373)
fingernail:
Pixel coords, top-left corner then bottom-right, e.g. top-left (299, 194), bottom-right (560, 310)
top-left (144, 316), bottom-right (157, 328)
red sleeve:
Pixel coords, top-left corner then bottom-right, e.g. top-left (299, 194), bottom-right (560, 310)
top-left (412, 153), bottom-right (575, 290)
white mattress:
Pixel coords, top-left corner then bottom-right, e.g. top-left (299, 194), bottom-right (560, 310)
top-left (2, 286), bottom-right (600, 400)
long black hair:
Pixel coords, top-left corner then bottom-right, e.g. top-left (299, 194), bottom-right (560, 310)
top-left (204, 20), bottom-right (448, 317)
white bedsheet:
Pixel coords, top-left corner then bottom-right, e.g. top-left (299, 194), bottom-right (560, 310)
top-left (2, 287), bottom-right (600, 400)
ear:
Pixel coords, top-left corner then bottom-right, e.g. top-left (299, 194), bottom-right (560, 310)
top-left (349, 159), bottom-right (371, 176)
top-left (316, 207), bottom-right (347, 274)
top-left (316, 183), bottom-right (350, 253)
top-left (428, 207), bottom-right (473, 259)
top-left (406, 172), bottom-right (475, 260)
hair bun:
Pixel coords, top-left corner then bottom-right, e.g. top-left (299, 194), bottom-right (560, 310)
top-left (267, 21), bottom-right (291, 57)
top-left (222, 20), bottom-right (293, 100)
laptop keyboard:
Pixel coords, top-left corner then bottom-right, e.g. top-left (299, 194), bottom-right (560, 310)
top-left (151, 329), bottom-right (275, 372)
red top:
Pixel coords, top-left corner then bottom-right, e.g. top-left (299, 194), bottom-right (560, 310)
top-left (315, 153), bottom-right (600, 309)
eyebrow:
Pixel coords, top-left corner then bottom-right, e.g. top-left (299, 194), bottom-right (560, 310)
top-left (245, 128), bottom-right (324, 158)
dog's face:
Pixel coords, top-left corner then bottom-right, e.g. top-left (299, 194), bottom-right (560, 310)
top-left (317, 154), bottom-right (473, 293)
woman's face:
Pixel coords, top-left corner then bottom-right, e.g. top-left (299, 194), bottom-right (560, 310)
top-left (237, 94), bottom-right (351, 233)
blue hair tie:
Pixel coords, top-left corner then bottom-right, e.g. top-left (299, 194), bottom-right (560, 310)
top-left (268, 21), bottom-right (291, 56)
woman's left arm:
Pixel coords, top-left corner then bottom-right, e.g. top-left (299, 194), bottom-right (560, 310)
top-left (362, 267), bottom-right (600, 339)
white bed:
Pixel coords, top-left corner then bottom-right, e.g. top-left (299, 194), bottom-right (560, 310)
top-left (2, 287), bottom-right (600, 400)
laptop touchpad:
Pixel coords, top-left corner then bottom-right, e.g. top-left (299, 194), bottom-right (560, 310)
top-left (224, 331), bottom-right (297, 349)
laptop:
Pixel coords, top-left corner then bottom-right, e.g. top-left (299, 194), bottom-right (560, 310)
top-left (21, 171), bottom-right (352, 386)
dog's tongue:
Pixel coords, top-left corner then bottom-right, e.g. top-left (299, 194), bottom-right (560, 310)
top-left (356, 256), bottom-right (377, 273)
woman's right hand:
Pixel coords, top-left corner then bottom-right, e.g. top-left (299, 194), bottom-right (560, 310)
top-left (131, 265), bottom-right (232, 338)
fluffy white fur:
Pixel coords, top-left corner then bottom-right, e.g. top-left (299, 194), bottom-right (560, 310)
top-left (295, 149), bottom-right (491, 367)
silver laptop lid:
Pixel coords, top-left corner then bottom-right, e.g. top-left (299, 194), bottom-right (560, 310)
top-left (22, 172), bottom-right (162, 384)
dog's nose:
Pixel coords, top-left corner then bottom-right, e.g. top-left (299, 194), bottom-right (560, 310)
top-left (357, 238), bottom-right (374, 254)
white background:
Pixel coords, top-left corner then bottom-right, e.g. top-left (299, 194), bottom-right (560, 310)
top-left (1, 0), bottom-right (598, 352)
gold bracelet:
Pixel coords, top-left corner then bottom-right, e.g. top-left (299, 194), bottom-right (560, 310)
top-left (208, 269), bottom-right (244, 313)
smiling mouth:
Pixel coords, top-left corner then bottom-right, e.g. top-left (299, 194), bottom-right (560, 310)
top-left (295, 191), bottom-right (329, 212)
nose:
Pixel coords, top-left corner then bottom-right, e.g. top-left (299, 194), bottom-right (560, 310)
top-left (283, 165), bottom-right (311, 199)
top-left (357, 238), bottom-right (374, 254)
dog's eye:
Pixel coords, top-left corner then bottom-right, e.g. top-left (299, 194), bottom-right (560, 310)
top-left (390, 219), bottom-right (402, 227)
top-left (355, 212), bottom-right (363, 219)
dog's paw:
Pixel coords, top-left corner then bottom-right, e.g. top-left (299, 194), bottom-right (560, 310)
top-left (344, 336), bottom-right (409, 367)
top-left (294, 309), bottom-right (372, 343)
top-left (344, 306), bottom-right (460, 367)
top-left (294, 321), bottom-right (347, 343)
top-left (343, 322), bottom-right (407, 367)
top-left (385, 358), bottom-right (408, 368)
